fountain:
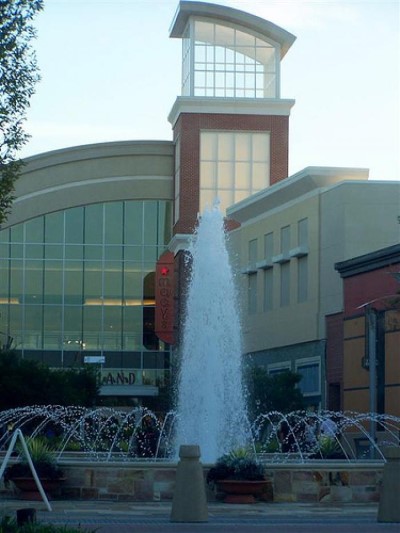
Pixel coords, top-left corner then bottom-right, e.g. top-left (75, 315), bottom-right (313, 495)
top-left (174, 203), bottom-right (249, 463)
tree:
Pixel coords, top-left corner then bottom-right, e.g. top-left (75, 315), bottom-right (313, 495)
top-left (245, 366), bottom-right (304, 422)
top-left (0, 0), bottom-right (43, 225)
top-left (0, 349), bottom-right (100, 409)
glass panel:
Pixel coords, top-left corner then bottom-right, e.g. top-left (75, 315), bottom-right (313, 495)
top-left (252, 162), bottom-right (269, 189)
top-left (219, 133), bottom-right (234, 161)
top-left (124, 201), bottom-right (143, 245)
top-left (0, 243), bottom-right (9, 257)
top-left (123, 306), bottom-right (142, 350)
top-left (0, 228), bottom-right (10, 243)
top-left (10, 259), bottom-right (23, 301)
top-left (65, 244), bottom-right (83, 260)
top-left (24, 305), bottom-right (43, 349)
top-left (215, 23), bottom-right (234, 45)
top-left (10, 224), bottom-right (23, 242)
top-left (83, 261), bottom-right (103, 300)
top-left (82, 306), bottom-right (103, 350)
top-left (63, 306), bottom-right (83, 349)
top-left (0, 259), bottom-right (9, 299)
top-left (103, 306), bottom-right (122, 350)
top-left (200, 132), bottom-right (217, 160)
top-left (124, 246), bottom-right (142, 261)
top-left (84, 245), bottom-right (102, 260)
top-left (104, 245), bottom-right (123, 261)
top-left (235, 134), bottom-right (251, 161)
top-left (297, 363), bottom-right (319, 395)
top-left (9, 304), bottom-right (23, 347)
top-left (104, 261), bottom-right (122, 299)
top-left (200, 162), bottom-right (216, 187)
top-left (143, 201), bottom-right (158, 245)
top-left (64, 266), bottom-right (83, 306)
top-left (25, 244), bottom-right (43, 259)
top-left (104, 202), bottom-right (123, 245)
top-left (236, 162), bottom-right (250, 189)
top-left (43, 306), bottom-right (62, 349)
top-left (44, 244), bottom-right (63, 259)
top-left (45, 212), bottom-right (64, 243)
top-left (24, 260), bottom-right (43, 304)
top-left (65, 207), bottom-right (84, 244)
top-left (195, 20), bottom-right (214, 44)
top-left (217, 162), bottom-right (233, 189)
top-left (25, 217), bottom-right (44, 243)
top-left (84, 204), bottom-right (103, 244)
top-left (253, 134), bottom-right (269, 160)
top-left (123, 262), bottom-right (143, 301)
top-left (10, 243), bottom-right (23, 258)
top-left (44, 260), bottom-right (63, 304)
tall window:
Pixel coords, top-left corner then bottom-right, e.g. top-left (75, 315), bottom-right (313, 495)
top-left (200, 130), bottom-right (270, 213)
top-left (183, 19), bottom-right (278, 98)
top-left (296, 358), bottom-right (320, 396)
top-left (297, 218), bottom-right (308, 303)
top-left (263, 269), bottom-right (273, 311)
top-left (248, 272), bottom-right (258, 314)
top-left (248, 238), bottom-right (258, 268)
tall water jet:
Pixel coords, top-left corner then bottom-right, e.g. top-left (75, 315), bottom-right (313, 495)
top-left (174, 203), bottom-right (249, 463)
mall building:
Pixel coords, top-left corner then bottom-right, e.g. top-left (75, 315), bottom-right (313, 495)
top-left (1, 2), bottom-right (399, 409)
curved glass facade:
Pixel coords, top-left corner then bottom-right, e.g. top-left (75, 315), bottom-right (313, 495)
top-left (0, 200), bottom-right (173, 390)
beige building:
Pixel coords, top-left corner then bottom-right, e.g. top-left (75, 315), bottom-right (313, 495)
top-left (229, 167), bottom-right (400, 408)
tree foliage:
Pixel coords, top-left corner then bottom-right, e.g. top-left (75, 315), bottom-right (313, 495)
top-left (245, 366), bottom-right (304, 421)
top-left (0, 0), bottom-right (43, 225)
top-left (0, 349), bottom-right (100, 409)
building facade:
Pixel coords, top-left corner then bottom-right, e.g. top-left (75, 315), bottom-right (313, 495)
top-left (330, 245), bottom-right (400, 417)
top-left (0, 1), bottom-right (398, 408)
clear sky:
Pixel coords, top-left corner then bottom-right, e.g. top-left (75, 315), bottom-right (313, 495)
top-left (20, 0), bottom-right (400, 181)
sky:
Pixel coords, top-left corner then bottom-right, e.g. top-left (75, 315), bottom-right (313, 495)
top-left (20, 0), bottom-right (400, 181)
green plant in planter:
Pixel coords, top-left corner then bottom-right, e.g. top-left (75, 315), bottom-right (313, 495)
top-left (206, 448), bottom-right (265, 486)
top-left (4, 437), bottom-right (64, 484)
top-left (317, 436), bottom-right (343, 459)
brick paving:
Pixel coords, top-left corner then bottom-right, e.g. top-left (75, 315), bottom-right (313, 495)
top-left (1, 499), bottom-right (399, 532)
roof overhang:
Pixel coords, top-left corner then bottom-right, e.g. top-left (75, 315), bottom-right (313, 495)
top-left (170, 1), bottom-right (296, 58)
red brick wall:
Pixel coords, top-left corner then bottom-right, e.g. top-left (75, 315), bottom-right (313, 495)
top-left (173, 113), bottom-right (289, 234)
top-left (325, 312), bottom-right (344, 410)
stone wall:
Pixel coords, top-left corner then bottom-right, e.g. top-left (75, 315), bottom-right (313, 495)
top-left (42, 462), bottom-right (384, 503)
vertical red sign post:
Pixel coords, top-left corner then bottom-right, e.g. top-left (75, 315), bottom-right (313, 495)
top-left (155, 251), bottom-right (175, 345)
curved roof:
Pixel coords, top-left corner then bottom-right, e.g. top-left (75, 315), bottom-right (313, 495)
top-left (170, 1), bottom-right (296, 58)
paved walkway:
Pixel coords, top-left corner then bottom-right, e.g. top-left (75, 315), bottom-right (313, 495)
top-left (1, 498), bottom-right (399, 532)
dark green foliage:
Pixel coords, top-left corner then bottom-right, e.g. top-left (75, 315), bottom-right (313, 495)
top-left (0, 349), bottom-right (100, 409)
top-left (0, 514), bottom-right (96, 532)
top-left (206, 449), bottom-right (265, 484)
top-left (245, 366), bottom-right (305, 421)
top-left (0, 0), bottom-right (44, 225)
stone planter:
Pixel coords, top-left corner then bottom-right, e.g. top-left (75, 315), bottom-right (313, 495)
top-left (217, 480), bottom-right (269, 503)
top-left (11, 477), bottom-right (65, 500)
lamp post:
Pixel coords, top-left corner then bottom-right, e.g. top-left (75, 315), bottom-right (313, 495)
top-left (366, 305), bottom-right (377, 457)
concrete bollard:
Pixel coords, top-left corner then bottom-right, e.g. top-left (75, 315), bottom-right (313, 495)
top-left (170, 444), bottom-right (208, 522)
top-left (378, 447), bottom-right (400, 522)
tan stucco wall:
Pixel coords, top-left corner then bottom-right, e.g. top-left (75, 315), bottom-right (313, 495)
top-left (4, 141), bottom-right (175, 228)
top-left (229, 171), bottom-right (400, 355)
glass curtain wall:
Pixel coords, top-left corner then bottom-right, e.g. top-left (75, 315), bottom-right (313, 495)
top-left (182, 19), bottom-right (278, 98)
top-left (0, 200), bottom-right (173, 389)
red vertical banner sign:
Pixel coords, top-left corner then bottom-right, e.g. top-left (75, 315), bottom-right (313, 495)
top-left (155, 251), bottom-right (175, 345)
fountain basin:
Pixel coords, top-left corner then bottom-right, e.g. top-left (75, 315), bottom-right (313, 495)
top-left (1, 458), bottom-right (385, 504)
